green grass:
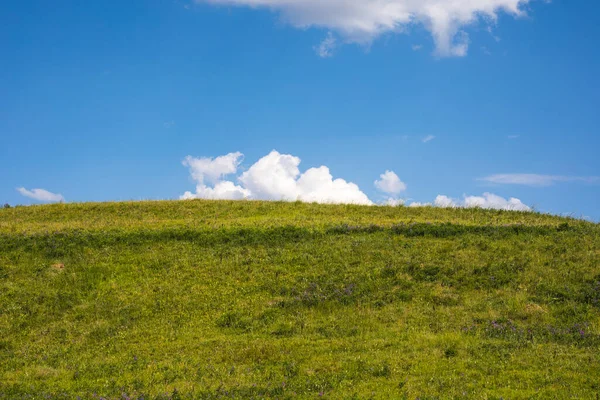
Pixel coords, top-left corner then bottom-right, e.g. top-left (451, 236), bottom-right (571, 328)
top-left (0, 200), bottom-right (599, 399)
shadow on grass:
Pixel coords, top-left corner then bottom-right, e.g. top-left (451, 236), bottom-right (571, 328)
top-left (0, 222), bottom-right (586, 257)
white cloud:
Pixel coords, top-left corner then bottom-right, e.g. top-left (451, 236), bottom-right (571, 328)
top-left (480, 174), bottom-right (600, 187)
top-left (409, 192), bottom-right (530, 211)
top-left (375, 170), bottom-right (406, 195)
top-left (315, 32), bottom-right (337, 58)
top-left (408, 201), bottom-right (431, 207)
top-left (237, 151), bottom-right (302, 201)
top-left (385, 198), bottom-right (405, 206)
top-left (182, 150), bottom-right (373, 205)
top-left (183, 152), bottom-right (243, 185)
top-left (181, 181), bottom-right (250, 200)
top-left (464, 193), bottom-right (530, 211)
top-left (411, 44), bottom-right (423, 51)
top-left (422, 135), bottom-right (436, 143)
top-left (182, 152), bottom-right (249, 200)
top-left (433, 195), bottom-right (456, 208)
top-left (198, 0), bottom-right (532, 57)
top-left (17, 187), bottom-right (65, 203)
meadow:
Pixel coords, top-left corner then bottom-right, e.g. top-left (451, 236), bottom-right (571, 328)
top-left (0, 200), bottom-right (599, 399)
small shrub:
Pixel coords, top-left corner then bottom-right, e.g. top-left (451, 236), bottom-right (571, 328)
top-left (216, 311), bottom-right (252, 331)
top-left (380, 264), bottom-right (398, 279)
top-left (557, 222), bottom-right (571, 232)
top-left (283, 361), bottom-right (300, 378)
top-left (372, 362), bottom-right (392, 378)
top-left (271, 321), bottom-right (297, 337)
top-left (444, 347), bottom-right (458, 358)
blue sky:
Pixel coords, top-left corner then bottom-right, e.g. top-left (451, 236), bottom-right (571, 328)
top-left (1, 0), bottom-right (599, 219)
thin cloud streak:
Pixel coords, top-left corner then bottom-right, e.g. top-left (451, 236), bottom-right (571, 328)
top-left (314, 32), bottom-right (337, 58)
top-left (17, 187), bottom-right (65, 203)
top-left (480, 174), bottom-right (600, 187)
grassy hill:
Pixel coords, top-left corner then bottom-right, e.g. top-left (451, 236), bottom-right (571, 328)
top-left (0, 200), bottom-right (599, 399)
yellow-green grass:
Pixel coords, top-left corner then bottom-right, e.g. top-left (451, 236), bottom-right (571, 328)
top-left (0, 200), bottom-right (599, 399)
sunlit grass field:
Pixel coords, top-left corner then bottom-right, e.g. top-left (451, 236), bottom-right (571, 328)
top-left (1, 200), bottom-right (599, 399)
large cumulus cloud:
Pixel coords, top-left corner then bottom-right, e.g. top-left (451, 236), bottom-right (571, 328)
top-left (197, 0), bottom-right (533, 56)
top-left (182, 150), bottom-right (373, 205)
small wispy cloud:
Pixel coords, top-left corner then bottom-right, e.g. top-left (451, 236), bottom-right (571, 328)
top-left (411, 44), bottom-right (423, 51)
top-left (507, 135), bottom-right (520, 139)
top-left (486, 26), bottom-right (501, 42)
top-left (314, 32), bottom-right (337, 58)
top-left (17, 187), bottom-right (65, 203)
top-left (479, 174), bottom-right (600, 187)
top-left (163, 121), bottom-right (176, 129)
top-left (422, 135), bottom-right (436, 143)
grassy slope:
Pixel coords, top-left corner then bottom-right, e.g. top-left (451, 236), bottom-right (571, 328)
top-left (0, 200), bottom-right (599, 399)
